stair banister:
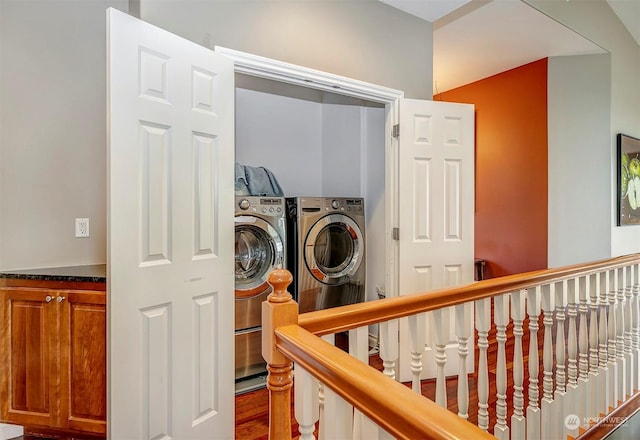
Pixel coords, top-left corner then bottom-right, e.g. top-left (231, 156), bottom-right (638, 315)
top-left (262, 254), bottom-right (640, 439)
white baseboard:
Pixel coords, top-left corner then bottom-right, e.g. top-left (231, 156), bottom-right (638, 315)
top-left (0, 423), bottom-right (23, 440)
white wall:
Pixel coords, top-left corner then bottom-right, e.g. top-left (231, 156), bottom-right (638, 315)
top-left (138, 0), bottom-right (433, 99)
top-left (235, 87), bottom-right (323, 196)
top-left (0, 0), bottom-right (127, 270)
top-left (548, 54), bottom-right (611, 267)
top-left (235, 87), bottom-right (386, 198)
top-left (321, 103), bottom-right (364, 197)
top-left (527, 0), bottom-right (640, 259)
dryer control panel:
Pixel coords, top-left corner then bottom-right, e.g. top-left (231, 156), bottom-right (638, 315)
top-left (236, 197), bottom-right (284, 216)
top-left (297, 197), bottom-right (364, 215)
top-left (325, 197), bottom-right (364, 215)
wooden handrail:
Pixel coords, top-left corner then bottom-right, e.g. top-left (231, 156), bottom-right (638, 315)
top-left (264, 254), bottom-right (640, 438)
top-left (298, 253), bottom-right (640, 336)
top-left (275, 324), bottom-right (495, 440)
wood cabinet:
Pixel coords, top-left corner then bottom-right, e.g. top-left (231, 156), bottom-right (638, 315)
top-left (0, 278), bottom-right (106, 436)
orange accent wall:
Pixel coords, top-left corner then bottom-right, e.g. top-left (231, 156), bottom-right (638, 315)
top-left (435, 59), bottom-right (548, 278)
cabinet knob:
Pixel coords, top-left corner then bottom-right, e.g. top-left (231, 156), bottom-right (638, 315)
top-left (56, 296), bottom-right (66, 303)
top-left (45, 295), bottom-right (54, 303)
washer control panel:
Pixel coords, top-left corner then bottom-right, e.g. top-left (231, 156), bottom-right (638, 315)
top-left (236, 197), bottom-right (284, 216)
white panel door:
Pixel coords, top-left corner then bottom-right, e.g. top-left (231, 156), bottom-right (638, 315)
top-left (107, 8), bottom-right (234, 439)
top-left (397, 99), bottom-right (474, 381)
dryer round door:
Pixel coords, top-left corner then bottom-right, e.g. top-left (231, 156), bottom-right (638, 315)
top-left (304, 213), bottom-right (364, 285)
top-left (235, 215), bottom-right (284, 298)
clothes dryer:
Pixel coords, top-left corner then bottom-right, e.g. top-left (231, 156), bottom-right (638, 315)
top-left (234, 196), bottom-right (286, 390)
top-left (286, 197), bottom-right (365, 313)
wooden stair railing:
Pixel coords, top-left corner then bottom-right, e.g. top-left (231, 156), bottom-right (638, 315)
top-left (263, 254), bottom-right (640, 439)
top-left (262, 268), bottom-right (493, 440)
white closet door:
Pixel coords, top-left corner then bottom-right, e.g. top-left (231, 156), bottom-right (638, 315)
top-left (397, 98), bottom-right (475, 380)
top-left (107, 8), bottom-right (234, 439)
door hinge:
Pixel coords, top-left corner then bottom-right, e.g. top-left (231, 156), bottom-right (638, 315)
top-left (392, 124), bottom-right (399, 138)
top-left (392, 227), bottom-right (399, 240)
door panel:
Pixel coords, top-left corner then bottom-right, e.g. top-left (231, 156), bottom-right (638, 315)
top-left (108, 8), bottom-right (234, 439)
top-left (61, 291), bottom-right (107, 434)
top-left (397, 99), bottom-right (475, 381)
top-left (0, 288), bottom-right (56, 427)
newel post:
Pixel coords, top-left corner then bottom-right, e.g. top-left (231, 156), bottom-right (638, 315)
top-left (262, 269), bottom-right (298, 440)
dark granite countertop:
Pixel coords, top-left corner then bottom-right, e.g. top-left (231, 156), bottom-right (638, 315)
top-left (0, 264), bottom-right (106, 283)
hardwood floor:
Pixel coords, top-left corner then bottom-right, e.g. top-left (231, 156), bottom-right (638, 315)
top-left (234, 384), bottom-right (272, 440)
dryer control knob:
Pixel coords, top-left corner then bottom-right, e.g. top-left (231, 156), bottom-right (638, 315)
top-left (238, 199), bottom-right (250, 210)
top-left (331, 200), bottom-right (340, 209)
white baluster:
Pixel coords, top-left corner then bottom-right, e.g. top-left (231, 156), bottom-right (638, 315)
top-left (322, 387), bottom-right (352, 440)
top-left (475, 297), bottom-right (491, 431)
top-left (554, 281), bottom-right (567, 438)
top-left (616, 267), bottom-right (627, 402)
top-left (350, 326), bottom-right (377, 440)
top-left (624, 265), bottom-right (635, 395)
top-left (633, 263), bottom-right (640, 392)
top-left (541, 284), bottom-right (555, 440)
top-left (408, 313), bottom-right (426, 393)
top-left (379, 320), bottom-right (398, 380)
top-left (318, 334), bottom-right (335, 440)
top-left (295, 365), bottom-right (319, 440)
top-left (431, 309), bottom-right (448, 408)
top-left (493, 294), bottom-right (509, 440)
top-left (608, 268), bottom-right (619, 408)
top-left (577, 276), bottom-right (589, 426)
top-left (587, 273), bottom-right (600, 421)
top-left (598, 271), bottom-right (610, 415)
top-left (527, 286), bottom-right (541, 440)
top-left (455, 303), bottom-right (470, 420)
top-left (566, 278), bottom-right (579, 439)
top-left (511, 290), bottom-right (526, 439)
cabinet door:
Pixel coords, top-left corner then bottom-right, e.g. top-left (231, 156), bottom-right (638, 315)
top-left (58, 290), bottom-right (106, 434)
top-left (0, 287), bottom-right (58, 427)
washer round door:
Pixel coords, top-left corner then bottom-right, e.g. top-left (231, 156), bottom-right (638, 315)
top-left (235, 215), bottom-right (284, 298)
top-left (304, 213), bottom-right (364, 285)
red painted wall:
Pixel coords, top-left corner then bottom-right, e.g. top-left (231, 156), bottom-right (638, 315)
top-left (435, 59), bottom-right (548, 277)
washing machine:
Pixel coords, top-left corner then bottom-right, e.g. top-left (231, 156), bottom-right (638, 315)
top-left (234, 196), bottom-right (286, 391)
top-left (286, 197), bottom-right (366, 313)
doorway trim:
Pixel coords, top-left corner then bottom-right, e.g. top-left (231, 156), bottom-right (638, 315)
top-left (214, 46), bottom-right (404, 299)
top-left (214, 47), bottom-right (403, 104)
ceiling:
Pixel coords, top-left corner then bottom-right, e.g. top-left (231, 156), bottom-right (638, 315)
top-left (380, 0), bottom-right (639, 94)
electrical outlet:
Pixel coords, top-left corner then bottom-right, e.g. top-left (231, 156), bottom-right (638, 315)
top-left (75, 218), bottom-right (90, 238)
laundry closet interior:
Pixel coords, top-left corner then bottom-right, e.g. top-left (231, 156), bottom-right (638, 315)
top-left (233, 71), bottom-right (388, 392)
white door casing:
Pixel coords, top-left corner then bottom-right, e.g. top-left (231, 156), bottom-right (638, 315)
top-left (107, 8), bottom-right (234, 439)
top-left (397, 99), bottom-right (475, 381)
top-left (215, 45), bottom-right (405, 336)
